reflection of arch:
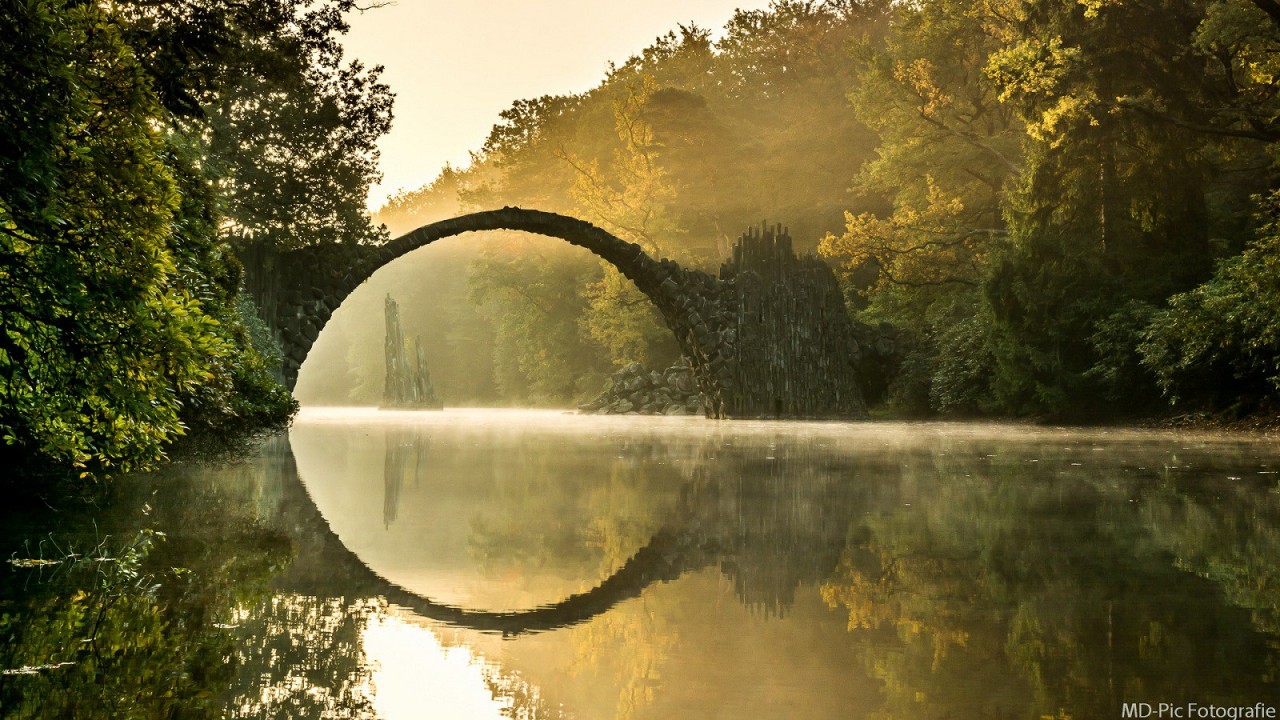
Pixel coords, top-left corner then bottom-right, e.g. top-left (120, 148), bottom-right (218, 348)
top-left (358, 529), bottom-right (709, 636)
top-left (272, 438), bottom-right (715, 636)
top-left (241, 208), bottom-right (734, 416)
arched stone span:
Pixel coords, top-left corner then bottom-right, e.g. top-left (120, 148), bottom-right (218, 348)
top-left (240, 207), bottom-right (868, 419)
top-left (241, 207), bottom-right (738, 416)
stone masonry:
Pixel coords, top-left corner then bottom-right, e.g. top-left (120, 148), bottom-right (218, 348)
top-left (239, 207), bottom-right (866, 419)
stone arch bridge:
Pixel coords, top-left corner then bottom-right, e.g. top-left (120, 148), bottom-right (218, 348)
top-left (240, 207), bottom-right (866, 419)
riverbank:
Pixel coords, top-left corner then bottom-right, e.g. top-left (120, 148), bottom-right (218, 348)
top-left (1144, 407), bottom-right (1280, 436)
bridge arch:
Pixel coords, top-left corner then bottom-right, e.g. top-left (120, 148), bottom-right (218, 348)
top-left (241, 208), bottom-right (735, 417)
top-left (271, 436), bottom-right (716, 636)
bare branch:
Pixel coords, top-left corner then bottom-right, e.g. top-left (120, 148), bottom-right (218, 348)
top-left (353, 2), bottom-right (394, 14)
top-left (917, 111), bottom-right (1022, 175)
top-left (1110, 98), bottom-right (1280, 143)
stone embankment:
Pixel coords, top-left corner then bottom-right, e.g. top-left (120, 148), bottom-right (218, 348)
top-left (579, 362), bottom-right (705, 416)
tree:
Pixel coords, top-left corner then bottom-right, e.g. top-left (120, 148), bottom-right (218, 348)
top-left (118, 0), bottom-right (394, 250)
top-left (980, 0), bottom-right (1242, 415)
top-left (467, 237), bottom-right (612, 404)
top-left (818, 0), bottom-right (1019, 413)
top-left (203, 45), bottom-right (392, 250)
top-left (0, 0), bottom-right (225, 481)
top-left (368, 3), bottom-right (893, 406)
top-left (1141, 190), bottom-right (1280, 411)
top-left (817, 0), bottom-right (1276, 418)
top-left (561, 76), bottom-right (685, 370)
top-left (0, 0), bottom-right (312, 488)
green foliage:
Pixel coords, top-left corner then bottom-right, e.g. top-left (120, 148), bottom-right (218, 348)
top-left (0, 456), bottom-right (298, 718)
top-left (976, 0), bottom-right (1258, 416)
top-left (816, 0), bottom-right (1019, 416)
top-left (345, 0), bottom-right (1279, 419)
top-left (817, 0), bottom-right (1278, 419)
top-left (467, 237), bottom-right (612, 404)
top-left (566, 76), bottom-right (684, 371)
top-left (0, 1), bottom-right (224, 481)
top-left (0, 0), bottom-right (357, 487)
top-left (581, 267), bottom-right (681, 370)
top-left (163, 143), bottom-right (297, 448)
top-left (983, 225), bottom-right (1110, 416)
top-left (1141, 191), bottom-right (1280, 409)
top-left (1086, 299), bottom-right (1161, 405)
top-left (202, 32), bottom-right (392, 249)
top-left (0, 529), bottom-right (232, 718)
top-left (929, 307), bottom-right (999, 415)
top-left (860, 288), bottom-right (997, 416)
top-left (118, 0), bottom-right (394, 250)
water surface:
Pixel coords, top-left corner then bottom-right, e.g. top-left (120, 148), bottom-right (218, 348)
top-left (4, 409), bottom-right (1280, 718)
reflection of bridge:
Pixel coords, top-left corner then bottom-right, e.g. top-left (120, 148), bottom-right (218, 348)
top-left (270, 434), bottom-right (856, 635)
top-left (241, 207), bottom-right (867, 419)
top-left (273, 438), bottom-right (717, 636)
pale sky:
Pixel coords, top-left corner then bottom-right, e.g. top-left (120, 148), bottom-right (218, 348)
top-left (342, 0), bottom-right (773, 209)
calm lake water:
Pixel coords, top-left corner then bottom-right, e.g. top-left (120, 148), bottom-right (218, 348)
top-left (4, 408), bottom-right (1280, 718)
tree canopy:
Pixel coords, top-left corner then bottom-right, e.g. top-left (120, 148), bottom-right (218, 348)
top-left (1, 0), bottom-right (391, 486)
top-left (361, 0), bottom-right (1279, 420)
top-left (7, 0), bottom-right (1280, 460)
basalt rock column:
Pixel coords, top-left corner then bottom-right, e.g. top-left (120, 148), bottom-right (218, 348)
top-left (717, 225), bottom-right (866, 419)
top-left (383, 294), bottom-right (442, 409)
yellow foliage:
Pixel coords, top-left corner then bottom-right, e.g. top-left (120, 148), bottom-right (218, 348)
top-left (819, 177), bottom-right (990, 292)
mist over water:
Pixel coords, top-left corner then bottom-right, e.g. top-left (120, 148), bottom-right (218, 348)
top-left (6, 409), bottom-right (1280, 718)
top-left (284, 409), bottom-right (1280, 717)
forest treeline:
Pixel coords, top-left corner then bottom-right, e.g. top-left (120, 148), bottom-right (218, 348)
top-left (5, 0), bottom-right (1280, 486)
top-left (1, 0), bottom-right (391, 485)
top-left (348, 0), bottom-right (1280, 421)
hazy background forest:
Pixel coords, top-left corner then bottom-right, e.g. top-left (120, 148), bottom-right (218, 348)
top-left (301, 0), bottom-right (1280, 421)
top-left (5, 0), bottom-right (1280, 489)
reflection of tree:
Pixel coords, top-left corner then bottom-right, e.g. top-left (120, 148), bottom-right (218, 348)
top-left (0, 460), bottom-right (293, 718)
top-left (26, 428), bottom-right (1268, 719)
top-left (456, 431), bottom-right (875, 717)
top-left (0, 435), bottom-right (394, 720)
top-left (1138, 469), bottom-right (1280, 682)
top-left (456, 436), bottom-right (692, 718)
top-left (284, 423), bottom-right (1280, 717)
top-left (464, 430), bottom-right (872, 616)
top-left (481, 658), bottom-right (570, 720)
top-left (1, 531), bottom-right (228, 719)
top-left (818, 448), bottom-right (1280, 719)
top-left (224, 595), bottom-right (378, 719)
top-left (568, 596), bottom-right (676, 720)
top-left (690, 443), bottom-right (863, 617)
top-left (465, 437), bottom-right (687, 582)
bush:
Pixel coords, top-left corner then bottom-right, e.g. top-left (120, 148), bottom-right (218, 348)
top-left (1141, 192), bottom-right (1280, 411)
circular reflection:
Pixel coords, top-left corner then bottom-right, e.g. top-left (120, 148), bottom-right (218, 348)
top-left (289, 408), bottom-right (699, 610)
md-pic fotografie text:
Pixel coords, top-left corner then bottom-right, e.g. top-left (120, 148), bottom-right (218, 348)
top-left (1123, 703), bottom-right (1276, 719)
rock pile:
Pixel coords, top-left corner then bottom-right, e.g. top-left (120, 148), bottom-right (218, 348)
top-left (579, 362), bottom-right (705, 416)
